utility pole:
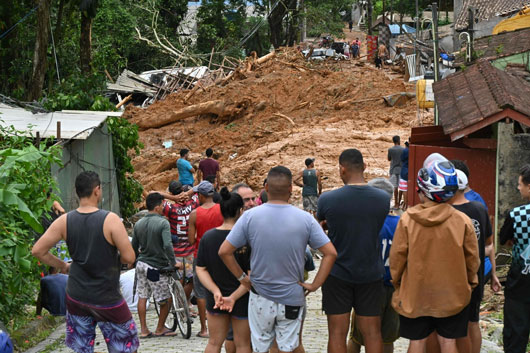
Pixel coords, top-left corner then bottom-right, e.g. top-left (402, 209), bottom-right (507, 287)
top-left (468, 6), bottom-right (475, 58)
top-left (414, 0), bottom-right (420, 75)
top-left (432, 2), bottom-right (440, 125)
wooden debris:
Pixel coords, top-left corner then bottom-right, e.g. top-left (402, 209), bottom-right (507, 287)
top-left (272, 112), bottom-right (295, 126)
top-left (136, 99), bottom-right (250, 129)
top-left (116, 94), bottom-right (132, 109)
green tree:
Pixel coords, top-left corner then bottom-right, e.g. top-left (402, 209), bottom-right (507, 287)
top-left (305, 0), bottom-right (352, 38)
top-left (196, 0), bottom-right (247, 54)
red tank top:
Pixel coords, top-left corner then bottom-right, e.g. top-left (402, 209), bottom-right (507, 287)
top-left (195, 203), bottom-right (223, 256)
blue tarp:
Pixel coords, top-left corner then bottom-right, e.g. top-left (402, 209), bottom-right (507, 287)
top-left (389, 24), bottom-right (416, 35)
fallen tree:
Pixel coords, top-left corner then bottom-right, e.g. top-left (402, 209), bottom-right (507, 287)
top-left (136, 99), bottom-right (251, 129)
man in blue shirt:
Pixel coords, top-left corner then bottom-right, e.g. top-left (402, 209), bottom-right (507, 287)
top-left (177, 149), bottom-right (195, 186)
top-left (450, 160), bottom-right (487, 208)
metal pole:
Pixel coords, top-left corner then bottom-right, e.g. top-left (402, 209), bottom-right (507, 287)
top-left (468, 7), bottom-right (475, 58)
top-left (432, 2), bottom-right (439, 125)
top-left (415, 0), bottom-right (420, 75)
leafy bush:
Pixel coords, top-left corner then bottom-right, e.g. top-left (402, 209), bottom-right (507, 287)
top-left (0, 125), bottom-right (62, 327)
top-left (107, 117), bottom-right (144, 218)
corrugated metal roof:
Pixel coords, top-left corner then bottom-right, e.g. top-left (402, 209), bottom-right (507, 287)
top-left (0, 105), bottom-right (122, 140)
top-left (455, 0), bottom-right (530, 30)
top-left (433, 59), bottom-right (530, 139)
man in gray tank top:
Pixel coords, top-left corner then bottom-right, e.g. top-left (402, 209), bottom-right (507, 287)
top-left (32, 171), bottom-right (138, 353)
top-left (295, 158), bottom-right (322, 216)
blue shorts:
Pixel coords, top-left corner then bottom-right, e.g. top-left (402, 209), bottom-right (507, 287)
top-left (65, 295), bottom-right (139, 353)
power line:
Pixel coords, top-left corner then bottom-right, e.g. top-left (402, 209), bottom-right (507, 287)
top-left (0, 5), bottom-right (40, 40)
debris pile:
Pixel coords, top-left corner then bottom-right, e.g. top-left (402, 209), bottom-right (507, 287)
top-left (124, 47), bottom-right (431, 200)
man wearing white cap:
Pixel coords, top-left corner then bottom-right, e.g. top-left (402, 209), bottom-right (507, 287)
top-left (188, 180), bottom-right (224, 338)
top-left (439, 170), bottom-right (501, 353)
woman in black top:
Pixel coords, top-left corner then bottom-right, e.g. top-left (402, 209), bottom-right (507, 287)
top-left (196, 187), bottom-right (251, 353)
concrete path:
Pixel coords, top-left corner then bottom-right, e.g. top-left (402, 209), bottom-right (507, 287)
top-left (39, 260), bottom-right (502, 353)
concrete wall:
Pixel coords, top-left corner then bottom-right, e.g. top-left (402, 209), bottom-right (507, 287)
top-left (497, 121), bottom-right (530, 233)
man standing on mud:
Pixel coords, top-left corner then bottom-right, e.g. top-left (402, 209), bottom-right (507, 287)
top-left (198, 148), bottom-right (221, 189)
top-left (32, 171), bottom-right (138, 353)
top-left (318, 149), bottom-right (390, 353)
top-left (388, 136), bottom-right (404, 209)
top-left (177, 148), bottom-right (195, 187)
top-left (295, 158), bottom-right (322, 216)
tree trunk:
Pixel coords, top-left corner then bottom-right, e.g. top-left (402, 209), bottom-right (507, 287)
top-left (80, 11), bottom-right (93, 75)
top-left (268, 0), bottom-right (297, 48)
top-left (27, 0), bottom-right (52, 101)
top-left (54, 0), bottom-right (66, 43)
top-left (136, 99), bottom-right (250, 129)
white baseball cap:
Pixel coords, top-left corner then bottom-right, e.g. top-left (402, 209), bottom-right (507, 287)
top-left (456, 169), bottom-right (468, 191)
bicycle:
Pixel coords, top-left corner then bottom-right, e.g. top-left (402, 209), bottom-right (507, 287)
top-left (152, 267), bottom-right (192, 339)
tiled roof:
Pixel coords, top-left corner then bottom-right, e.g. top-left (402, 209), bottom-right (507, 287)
top-left (454, 27), bottom-right (530, 65)
top-left (455, 0), bottom-right (530, 30)
top-left (432, 59), bottom-right (530, 139)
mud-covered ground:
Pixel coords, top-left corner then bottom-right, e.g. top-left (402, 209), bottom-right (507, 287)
top-left (124, 35), bottom-right (432, 205)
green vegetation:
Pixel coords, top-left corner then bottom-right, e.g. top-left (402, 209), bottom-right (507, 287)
top-left (0, 124), bottom-right (62, 328)
top-left (107, 117), bottom-right (144, 218)
top-left (9, 313), bottom-right (62, 351)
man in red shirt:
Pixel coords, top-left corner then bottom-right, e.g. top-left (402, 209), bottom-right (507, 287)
top-left (188, 180), bottom-right (224, 338)
top-left (157, 181), bottom-right (200, 299)
top-left (198, 148), bottom-right (221, 189)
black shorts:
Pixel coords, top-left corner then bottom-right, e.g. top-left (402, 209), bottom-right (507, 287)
top-left (322, 275), bottom-right (383, 316)
top-left (468, 287), bottom-right (481, 323)
top-left (399, 306), bottom-right (470, 340)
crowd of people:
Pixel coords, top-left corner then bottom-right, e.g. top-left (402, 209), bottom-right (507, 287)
top-left (30, 145), bottom-right (530, 353)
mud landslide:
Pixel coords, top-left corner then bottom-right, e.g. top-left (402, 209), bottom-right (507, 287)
top-left (124, 47), bottom-right (433, 205)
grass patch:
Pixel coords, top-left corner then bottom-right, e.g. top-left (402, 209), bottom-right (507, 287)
top-left (40, 334), bottom-right (65, 353)
top-left (9, 310), bottom-right (62, 352)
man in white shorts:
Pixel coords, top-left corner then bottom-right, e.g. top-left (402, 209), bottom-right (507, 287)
top-left (219, 166), bottom-right (337, 352)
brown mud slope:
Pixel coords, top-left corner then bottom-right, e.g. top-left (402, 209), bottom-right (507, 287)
top-left (124, 48), bottom-right (433, 204)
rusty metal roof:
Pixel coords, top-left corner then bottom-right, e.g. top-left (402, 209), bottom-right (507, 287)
top-left (455, 0), bottom-right (530, 30)
top-left (455, 27), bottom-right (530, 65)
top-left (433, 59), bottom-right (530, 139)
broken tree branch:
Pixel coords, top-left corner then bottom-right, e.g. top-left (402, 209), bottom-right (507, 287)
top-left (272, 113), bottom-right (295, 126)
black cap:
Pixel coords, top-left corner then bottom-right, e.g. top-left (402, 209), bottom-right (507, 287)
top-left (169, 180), bottom-right (183, 195)
top-left (305, 158), bottom-right (315, 167)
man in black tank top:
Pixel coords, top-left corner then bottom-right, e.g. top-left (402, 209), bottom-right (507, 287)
top-left (33, 171), bottom-right (138, 353)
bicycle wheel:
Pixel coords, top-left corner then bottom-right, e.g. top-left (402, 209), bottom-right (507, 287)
top-left (154, 291), bottom-right (178, 332)
top-left (173, 280), bottom-right (192, 339)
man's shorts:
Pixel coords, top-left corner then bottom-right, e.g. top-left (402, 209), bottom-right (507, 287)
top-left (350, 285), bottom-right (399, 345)
top-left (303, 195), bottom-right (318, 212)
top-left (249, 291), bottom-right (304, 353)
top-left (399, 305), bottom-right (470, 340)
top-left (389, 174), bottom-right (400, 188)
top-left (322, 275), bottom-right (383, 316)
top-left (468, 286), bottom-right (481, 323)
top-left (65, 295), bottom-right (139, 353)
top-left (398, 178), bottom-right (408, 192)
top-left (193, 257), bottom-right (208, 299)
top-left (136, 261), bottom-right (172, 303)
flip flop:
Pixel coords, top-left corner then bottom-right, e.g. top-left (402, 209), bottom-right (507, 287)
top-left (196, 332), bottom-right (209, 338)
top-left (154, 330), bottom-right (178, 337)
top-left (139, 332), bottom-right (153, 339)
